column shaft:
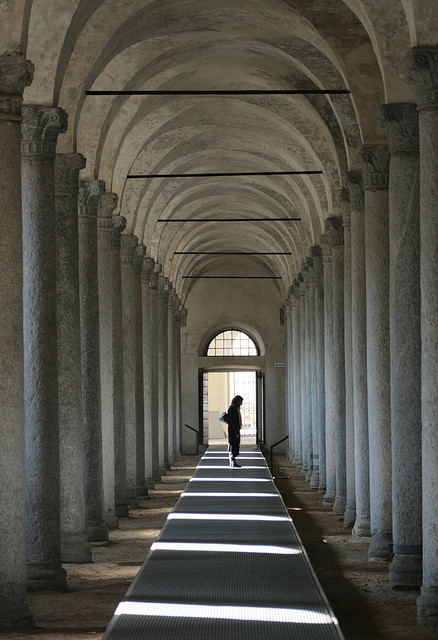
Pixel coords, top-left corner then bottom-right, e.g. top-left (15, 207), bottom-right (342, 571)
top-left (312, 248), bottom-right (326, 492)
top-left (0, 54), bottom-right (33, 625)
top-left (291, 285), bottom-right (302, 466)
top-left (55, 154), bottom-right (91, 562)
top-left (158, 277), bottom-right (170, 470)
top-left (298, 276), bottom-right (308, 475)
top-left (133, 246), bottom-right (147, 496)
top-left (149, 265), bottom-right (161, 480)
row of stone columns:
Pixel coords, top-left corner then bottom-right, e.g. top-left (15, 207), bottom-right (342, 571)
top-left (285, 66), bottom-right (437, 620)
top-left (0, 55), bottom-right (185, 626)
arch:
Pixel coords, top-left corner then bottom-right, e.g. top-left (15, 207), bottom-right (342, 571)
top-left (198, 323), bottom-right (265, 358)
top-left (206, 329), bottom-right (259, 357)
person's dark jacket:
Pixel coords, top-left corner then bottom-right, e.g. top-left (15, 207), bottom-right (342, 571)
top-left (227, 404), bottom-right (240, 440)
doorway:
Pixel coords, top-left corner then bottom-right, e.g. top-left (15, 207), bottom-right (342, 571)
top-left (202, 371), bottom-right (258, 445)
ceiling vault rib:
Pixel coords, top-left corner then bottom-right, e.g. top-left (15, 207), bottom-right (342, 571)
top-left (86, 89), bottom-right (349, 96)
top-left (158, 218), bottom-right (301, 222)
top-left (127, 171), bottom-right (322, 178)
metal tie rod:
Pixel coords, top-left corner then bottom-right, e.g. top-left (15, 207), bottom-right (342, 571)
top-left (158, 217), bottom-right (301, 222)
top-left (86, 89), bottom-right (350, 96)
top-left (127, 170), bottom-right (322, 178)
top-left (182, 276), bottom-right (282, 279)
top-left (175, 251), bottom-right (292, 255)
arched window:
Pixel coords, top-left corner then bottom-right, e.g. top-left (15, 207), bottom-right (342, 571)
top-left (206, 330), bottom-right (258, 356)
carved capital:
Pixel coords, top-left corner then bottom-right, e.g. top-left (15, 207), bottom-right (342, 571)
top-left (133, 244), bottom-right (146, 273)
top-left (120, 235), bottom-right (138, 264)
top-left (21, 106), bottom-right (67, 157)
top-left (326, 216), bottom-right (344, 248)
top-left (310, 245), bottom-right (323, 277)
top-left (319, 234), bottom-right (332, 263)
top-left (78, 180), bottom-right (105, 218)
top-left (141, 257), bottom-right (155, 283)
top-left (305, 256), bottom-right (315, 283)
top-left (55, 153), bottom-right (86, 198)
top-left (406, 46), bottom-right (438, 111)
top-left (180, 307), bottom-right (188, 327)
top-left (378, 104), bottom-right (419, 154)
top-left (356, 146), bottom-right (389, 191)
top-left (158, 276), bottom-right (170, 302)
top-left (150, 263), bottom-right (162, 289)
top-left (0, 55), bottom-right (33, 120)
top-left (345, 171), bottom-right (364, 212)
top-left (297, 273), bottom-right (306, 296)
top-left (111, 216), bottom-right (126, 248)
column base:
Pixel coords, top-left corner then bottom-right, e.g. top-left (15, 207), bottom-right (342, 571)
top-left (333, 495), bottom-right (347, 514)
top-left (86, 519), bottom-right (109, 543)
top-left (368, 534), bottom-right (392, 562)
top-left (127, 487), bottom-right (139, 506)
top-left (353, 515), bottom-right (371, 538)
top-left (310, 471), bottom-right (319, 489)
top-left (343, 506), bottom-right (356, 529)
top-left (26, 561), bottom-right (67, 592)
top-left (0, 592), bottom-right (33, 629)
top-left (389, 551), bottom-right (422, 588)
top-left (115, 503), bottom-right (129, 518)
top-left (324, 489), bottom-right (336, 505)
top-left (104, 510), bottom-right (119, 530)
top-left (136, 483), bottom-right (149, 497)
top-left (61, 532), bottom-right (92, 563)
top-left (417, 586), bottom-right (438, 625)
top-left (305, 468), bottom-right (312, 482)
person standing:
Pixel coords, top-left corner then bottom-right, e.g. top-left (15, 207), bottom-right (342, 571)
top-left (228, 395), bottom-right (243, 467)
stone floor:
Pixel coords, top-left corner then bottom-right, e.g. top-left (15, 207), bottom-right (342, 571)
top-left (1, 451), bottom-right (436, 640)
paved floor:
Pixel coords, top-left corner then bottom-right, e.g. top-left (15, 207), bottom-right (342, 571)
top-left (103, 445), bottom-right (345, 639)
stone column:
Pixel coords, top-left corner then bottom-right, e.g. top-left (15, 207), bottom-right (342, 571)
top-left (21, 106), bottom-right (67, 590)
top-left (78, 180), bottom-right (108, 543)
top-left (357, 145), bottom-right (392, 561)
top-left (346, 172), bottom-right (371, 539)
top-left (120, 235), bottom-right (139, 505)
top-left (167, 287), bottom-right (176, 464)
top-left (379, 103), bottom-right (422, 587)
top-left (320, 234), bottom-right (336, 505)
top-left (174, 300), bottom-right (183, 457)
top-left (133, 245), bottom-right (147, 496)
top-left (407, 44), bottom-right (438, 623)
top-left (97, 194), bottom-right (118, 529)
top-left (141, 257), bottom-right (157, 484)
top-left (284, 297), bottom-right (292, 458)
top-left (290, 284), bottom-right (302, 467)
top-left (298, 275), bottom-right (308, 475)
top-left (149, 263), bottom-right (162, 480)
top-left (55, 154), bottom-right (91, 563)
top-left (327, 217), bottom-right (346, 515)
top-left (0, 53), bottom-right (33, 626)
top-left (312, 246), bottom-right (326, 493)
top-left (158, 276), bottom-right (170, 470)
top-left (341, 195), bottom-right (356, 530)
top-left (307, 258), bottom-right (320, 488)
top-left (111, 215), bottom-right (128, 518)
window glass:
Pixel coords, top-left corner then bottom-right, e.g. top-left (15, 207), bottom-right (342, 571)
top-left (207, 330), bottom-right (258, 356)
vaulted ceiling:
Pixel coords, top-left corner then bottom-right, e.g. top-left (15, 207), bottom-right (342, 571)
top-left (4, 0), bottom-right (435, 302)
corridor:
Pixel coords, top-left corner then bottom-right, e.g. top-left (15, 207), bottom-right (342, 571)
top-left (103, 446), bottom-right (343, 640)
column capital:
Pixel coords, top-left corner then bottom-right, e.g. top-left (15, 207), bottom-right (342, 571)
top-left (150, 263), bottom-right (162, 289)
top-left (171, 293), bottom-right (181, 315)
top-left (21, 106), bottom-right (67, 157)
top-left (120, 235), bottom-right (138, 264)
top-left (141, 256), bottom-right (155, 283)
top-left (378, 104), bottom-right (419, 154)
top-left (55, 153), bottom-right (86, 198)
top-left (356, 146), bottom-right (389, 191)
top-left (133, 245), bottom-right (146, 274)
top-left (158, 276), bottom-right (170, 302)
top-left (406, 46), bottom-right (438, 111)
top-left (305, 256), bottom-right (315, 283)
top-left (111, 216), bottom-right (126, 248)
top-left (297, 273), bottom-right (306, 296)
top-left (310, 245), bottom-right (323, 276)
top-left (340, 188), bottom-right (351, 227)
top-left (326, 216), bottom-right (344, 248)
top-left (319, 234), bottom-right (332, 263)
top-left (345, 171), bottom-right (364, 212)
top-left (0, 54), bottom-right (34, 120)
top-left (78, 180), bottom-right (105, 218)
top-left (180, 307), bottom-right (188, 327)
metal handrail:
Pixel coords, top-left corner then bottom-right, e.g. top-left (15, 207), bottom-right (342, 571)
top-left (184, 424), bottom-right (201, 455)
top-left (270, 435), bottom-right (289, 475)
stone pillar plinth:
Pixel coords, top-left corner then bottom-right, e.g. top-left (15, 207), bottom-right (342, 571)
top-left (327, 217), bottom-right (346, 515)
top-left (347, 172), bottom-right (371, 539)
top-left (78, 180), bottom-right (108, 543)
top-left (97, 194), bottom-right (118, 530)
top-left (357, 145), bottom-right (392, 561)
top-left (341, 195), bottom-right (356, 530)
top-left (298, 275), bottom-right (308, 475)
top-left (408, 47), bottom-right (438, 622)
top-left (311, 247), bottom-right (326, 492)
top-left (158, 276), bottom-right (170, 470)
top-left (55, 154), bottom-right (91, 563)
top-left (133, 246), bottom-right (147, 496)
top-left (379, 103), bottom-right (422, 587)
top-left (320, 235), bottom-right (336, 505)
top-left (22, 106), bottom-right (67, 591)
top-left (290, 284), bottom-right (302, 467)
top-left (0, 53), bottom-right (34, 626)
top-left (149, 263), bottom-right (161, 480)
top-left (120, 235), bottom-right (139, 505)
top-left (141, 257), bottom-right (157, 484)
top-left (111, 215), bottom-right (128, 518)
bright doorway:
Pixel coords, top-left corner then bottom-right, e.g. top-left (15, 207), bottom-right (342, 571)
top-left (203, 371), bottom-right (257, 445)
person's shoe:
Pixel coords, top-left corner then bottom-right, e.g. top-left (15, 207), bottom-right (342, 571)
top-left (231, 459), bottom-right (241, 468)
